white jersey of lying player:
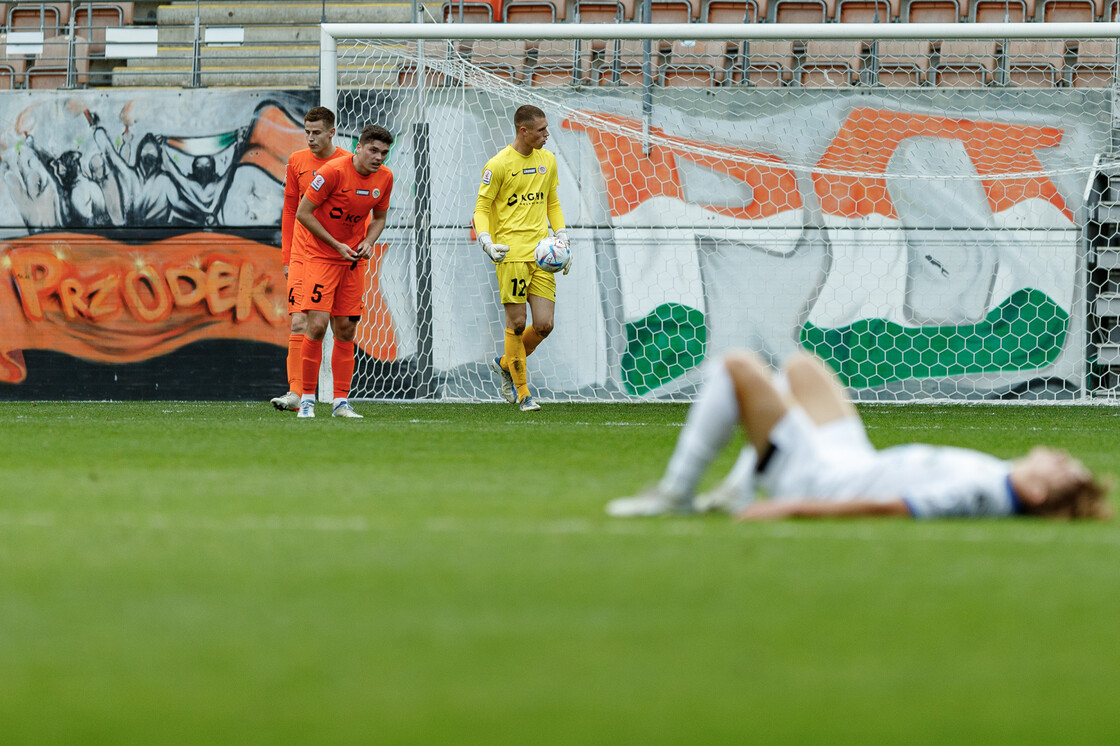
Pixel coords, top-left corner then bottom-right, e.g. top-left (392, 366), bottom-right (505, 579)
top-left (759, 409), bottom-right (1022, 519)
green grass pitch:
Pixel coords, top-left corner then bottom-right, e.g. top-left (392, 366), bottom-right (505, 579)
top-left (1, 400), bottom-right (1119, 744)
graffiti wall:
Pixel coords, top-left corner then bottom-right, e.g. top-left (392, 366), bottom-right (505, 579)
top-left (0, 86), bottom-right (1109, 400)
top-left (0, 89), bottom-right (316, 399)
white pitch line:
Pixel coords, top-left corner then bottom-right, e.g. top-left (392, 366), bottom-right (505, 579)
top-left (2, 511), bottom-right (1119, 548)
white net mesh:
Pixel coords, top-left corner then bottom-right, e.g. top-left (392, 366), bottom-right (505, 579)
top-left (327, 27), bottom-right (1120, 402)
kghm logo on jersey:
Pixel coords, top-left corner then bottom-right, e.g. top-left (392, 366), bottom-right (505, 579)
top-left (357, 189), bottom-right (370, 196)
top-left (522, 168), bottom-right (537, 175)
top-left (310, 174), bottom-right (326, 191)
top-left (506, 191), bottom-right (546, 207)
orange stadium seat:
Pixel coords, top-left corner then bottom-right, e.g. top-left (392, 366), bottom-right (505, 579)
top-left (396, 41), bottom-right (453, 87)
top-left (968, 0), bottom-right (1031, 20)
top-left (646, 0), bottom-right (697, 22)
top-left (0, 32), bottom-right (27, 89)
top-left (599, 39), bottom-right (655, 86)
top-left (466, 39), bottom-right (527, 84)
top-left (835, 0), bottom-right (897, 21)
top-left (771, 0), bottom-right (832, 21)
top-left (1035, 0), bottom-right (1101, 19)
top-left (27, 33), bottom-right (88, 89)
top-left (503, 0), bottom-right (565, 21)
top-left (875, 40), bottom-right (932, 86)
top-left (662, 40), bottom-right (727, 86)
top-left (527, 40), bottom-right (591, 85)
top-left (801, 40), bottom-right (864, 87)
top-left (575, 0), bottom-right (636, 20)
top-left (73, 3), bottom-right (133, 57)
top-left (1004, 40), bottom-right (1067, 88)
top-left (703, 0), bottom-right (765, 21)
top-left (1072, 39), bottom-right (1116, 88)
top-left (441, 0), bottom-right (498, 22)
top-left (8, 3), bottom-right (68, 34)
top-left (730, 39), bottom-right (795, 87)
top-left (901, 0), bottom-right (962, 21)
top-left (932, 39), bottom-right (997, 88)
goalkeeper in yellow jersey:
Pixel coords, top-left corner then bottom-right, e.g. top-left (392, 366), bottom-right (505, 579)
top-left (473, 104), bottom-right (569, 412)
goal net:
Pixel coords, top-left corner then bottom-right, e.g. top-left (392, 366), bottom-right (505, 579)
top-left (320, 22), bottom-right (1120, 402)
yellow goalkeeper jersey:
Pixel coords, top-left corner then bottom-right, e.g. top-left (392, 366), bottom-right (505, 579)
top-left (473, 145), bottom-right (564, 263)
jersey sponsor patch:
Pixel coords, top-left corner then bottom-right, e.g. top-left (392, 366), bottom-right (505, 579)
top-left (482, 169), bottom-right (492, 185)
top-left (357, 189), bottom-right (370, 196)
top-left (522, 168), bottom-right (537, 175)
top-left (310, 174), bottom-right (325, 191)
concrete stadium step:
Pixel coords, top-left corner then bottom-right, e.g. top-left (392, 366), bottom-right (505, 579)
top-left (156, 1), bottom-right (426, 25)
top-left (111, 63), bottom-right (400, 87)
top-left (122, 45), bottom-right (321, 67)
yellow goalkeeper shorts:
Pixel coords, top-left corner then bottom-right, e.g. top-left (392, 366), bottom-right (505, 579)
top-left (496, 260), bottom-right (556, 304)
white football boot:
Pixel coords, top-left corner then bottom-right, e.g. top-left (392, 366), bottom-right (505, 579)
top-left (297, 399), bottom-right (315, 418)
top-left (332, 401), bottom-right (363, 419)
top-left (490, 357), bottom-right (517, 404)
top-left (270, 392), bottom-right (300, 412)
top-left (606, 487), bottom-right (692, 517)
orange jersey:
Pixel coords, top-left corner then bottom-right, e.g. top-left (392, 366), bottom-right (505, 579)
top-left (282, 146), bottom-right (352, 265)
top-left (303, 158), bottom-right (393, 265)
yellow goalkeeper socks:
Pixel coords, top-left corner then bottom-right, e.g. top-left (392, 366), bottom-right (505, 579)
top-left (504, 327), bottom-right (530, 401)
top-left (522, 325), bottom-right (544, 358)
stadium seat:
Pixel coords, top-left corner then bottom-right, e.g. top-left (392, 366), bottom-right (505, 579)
top-left (27, 33), bottom-right (88, 89)
top-left (901, 0), bottom-right (962, 21)
top-left (702, 0), bottom-right (765, 21)
top-left (1004, 39), bottom-right (1067, 88)
top-left (598, 39), bottom-right (657, 86)
top-left (526, 40), bottom-right (592, 85)
top-left (661, 40), bottom-right (727, 86)
top-left (503, 0), bottom-right (565, 21)
top-left (1072, 39), bottom-right (1117, 88)
top-left (835, 0), bottom-right (896, 21)
top-left (729, 39), bottom-right (795, 87)
top-left (967, 0), bottom-right (1031, 20)
top-left (800, 40), bottom-right (864, 87)
top-left (466, 39), bottom-right (527, 84)
top-left (0, 32), bottom-right (27, 89)
top-left (441, 0), bottom-right (498, 22)
top-left (931, 39), bottom-right (997, 88)
top-left (72, 2), bottom-right (133, 57)
top-left (874, 40), bottom-right (932, 86)
top-left (396, 41), bottom-right (453, 87)
top-left (1035, 0), bottom-right (1100, 19)
top-left (8, 3), bottom-right (67, 34)
top-left (770, 0), bottom-right (832, 21)
top-left (647, 0), bottom-right (697, 22)
top-left (574, 0), bottom-right (636, 21)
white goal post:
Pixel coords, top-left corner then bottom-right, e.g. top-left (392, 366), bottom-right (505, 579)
top-left (318, 21), bottom-right (1120, 403)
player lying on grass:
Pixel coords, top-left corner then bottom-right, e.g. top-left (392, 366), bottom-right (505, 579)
top-left (606, 349), bottom-right (1112, 521)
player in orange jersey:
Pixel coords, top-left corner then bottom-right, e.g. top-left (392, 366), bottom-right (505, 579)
top-left (270, 106), bottom-right (352, 412)
top-left (294, 124), bottom-right (394, 419)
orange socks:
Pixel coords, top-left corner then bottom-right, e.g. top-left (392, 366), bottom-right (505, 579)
top-left (286, 333), bottom-right (304, 394)
top-left (332, 339), bottom-right (356, 399)
top-left (300, 337), bottom-right (322, 397)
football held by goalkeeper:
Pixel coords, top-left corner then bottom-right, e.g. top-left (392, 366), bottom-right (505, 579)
top-left (474, 104), bottom-right (569, 413)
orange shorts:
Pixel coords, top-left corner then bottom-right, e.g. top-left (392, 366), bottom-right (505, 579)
top-left (286, 254), bottom-right (306, 314)
top-left (301, 259), bottom-right (368, 316)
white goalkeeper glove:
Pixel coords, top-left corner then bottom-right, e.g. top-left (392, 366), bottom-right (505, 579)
top-left (555, 229), bottom-right (571, 275)
top-left (478, 232), bottom-right (509, 263)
